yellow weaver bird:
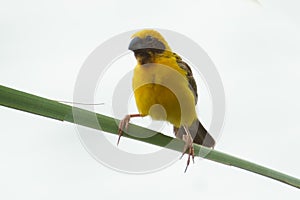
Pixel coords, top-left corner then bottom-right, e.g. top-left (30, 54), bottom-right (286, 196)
top-left (118, 29), bottom-right (215, 171)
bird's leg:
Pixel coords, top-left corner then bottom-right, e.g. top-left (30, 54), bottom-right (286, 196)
top-left (180, 125), bottom-right (195, 173)
top-left (117, 114), bottom-right (144, 145)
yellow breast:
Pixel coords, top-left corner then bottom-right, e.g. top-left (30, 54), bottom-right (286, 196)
top-left (132, 60), bottom-right (197, 127)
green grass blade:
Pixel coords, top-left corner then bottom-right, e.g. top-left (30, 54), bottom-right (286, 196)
top-left (0, 84), bottom-right (299, 189)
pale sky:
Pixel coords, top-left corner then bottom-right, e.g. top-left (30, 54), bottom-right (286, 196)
top-left (0, 0), bottom-right (300, 199)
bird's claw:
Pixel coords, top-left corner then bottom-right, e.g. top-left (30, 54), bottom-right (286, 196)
top-left (184, 145), bottom-right (195, 173)
top-left (117, 115), bottom-right (131, 145)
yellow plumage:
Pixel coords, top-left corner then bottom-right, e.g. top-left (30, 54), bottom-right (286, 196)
top-left (132, 51), bottom-right (197, 128)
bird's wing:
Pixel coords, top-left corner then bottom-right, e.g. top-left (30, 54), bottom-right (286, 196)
top-left (173, 53), bottom-right (198, 104)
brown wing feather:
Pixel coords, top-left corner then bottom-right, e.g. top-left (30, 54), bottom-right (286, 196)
top-left (173, 53), bottom-right (198, 104)
top-left (173, 53), bottom-right (215, 147)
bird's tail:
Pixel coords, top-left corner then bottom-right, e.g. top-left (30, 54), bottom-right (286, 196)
top-left (174, 119), bottom-right (215, 148)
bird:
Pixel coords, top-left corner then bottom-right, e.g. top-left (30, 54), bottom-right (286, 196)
top-left (118, 29), bottom-right (215, 172)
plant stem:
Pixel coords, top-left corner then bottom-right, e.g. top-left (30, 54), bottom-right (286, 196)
top-left (0, 84), bottom-right (299, 189)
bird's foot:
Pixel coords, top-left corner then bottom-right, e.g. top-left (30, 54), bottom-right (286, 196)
top-left (180, 126), bottom-right (195, 173)
top-left (117, 114), bottom-right (143, 145)
top-left (117, 115), bottom-right (131, 145)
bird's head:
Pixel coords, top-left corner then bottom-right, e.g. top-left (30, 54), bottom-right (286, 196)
top-left (129, 29), bottom-right (171, 64)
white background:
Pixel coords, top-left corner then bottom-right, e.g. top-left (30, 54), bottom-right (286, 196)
top-left (1, 0), bottom-right (300, 199)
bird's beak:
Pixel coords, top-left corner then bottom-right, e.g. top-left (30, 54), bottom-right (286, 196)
top-left (128, 37), bottom-right (143, 51)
